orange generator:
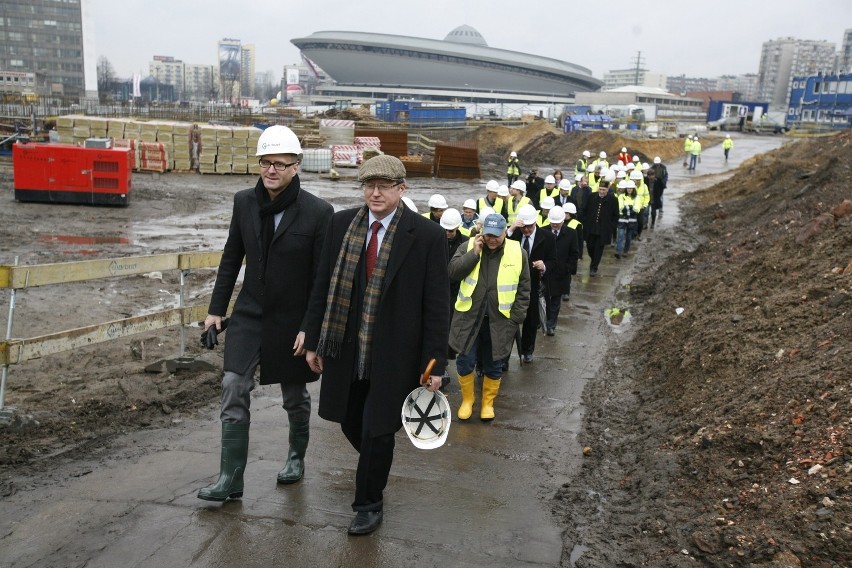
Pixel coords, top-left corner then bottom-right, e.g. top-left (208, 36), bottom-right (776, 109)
top-left (12, 142), bottom-right (133, 206)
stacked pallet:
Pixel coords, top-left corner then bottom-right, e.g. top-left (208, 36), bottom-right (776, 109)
top-left (55, 115), bottom-right (75, 143)
top-left (112, 138), bottom-right (139, 169)
top-left (399, 155), bottom-right (433, 178)
top-left (198, 124), bottom-right (226, 174)
top-left (319, 119), bottom-right (355, 146)
top-left (355, 129), bottom-right (408, 157)
top-left (196, 124), bottom-right (261, 174)
top-left (433, 143), bottom-right (480, 179)
top-left (139, 142), bottom-right (168, 173)
top-left (332, 145), bottom-right (359, 167)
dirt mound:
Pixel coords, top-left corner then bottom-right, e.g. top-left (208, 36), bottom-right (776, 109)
top-left (472, 121), bottom-right (694, 172)
top-left (559, 131), bottom-right (851, 566)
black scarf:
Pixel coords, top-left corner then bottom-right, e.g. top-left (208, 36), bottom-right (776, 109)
top-left (254, 175), bottom-right (300, 274)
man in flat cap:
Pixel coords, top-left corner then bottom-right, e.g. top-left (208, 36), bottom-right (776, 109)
top-left (304, 154), bottom-right (450, 536)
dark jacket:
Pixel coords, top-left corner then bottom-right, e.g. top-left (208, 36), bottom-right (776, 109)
top-left (208, 176), bottom-right (333, 385)
top-left (583, 191), bottom-right (619, 240)
top-left (543, 224), bottom-right (579, 296)
top-left (509, 227), bottom-right (556, 299)
top-left (447, 240), bottom-right (531, 360)
top-left (303, 206), bottom-right (450, 436)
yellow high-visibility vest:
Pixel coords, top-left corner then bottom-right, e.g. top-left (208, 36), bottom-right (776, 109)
top-left (455, 238), bottom-right (522, 318)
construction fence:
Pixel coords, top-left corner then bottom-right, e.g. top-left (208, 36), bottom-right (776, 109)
top-left (0, 251), bottom-right (228, 409)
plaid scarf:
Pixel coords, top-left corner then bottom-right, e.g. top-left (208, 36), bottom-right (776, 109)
top-left (317, 203), bottom-right (404, 380)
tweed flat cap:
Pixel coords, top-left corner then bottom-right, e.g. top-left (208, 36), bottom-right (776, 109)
top-left (359, 154), bottom-right (407, 182)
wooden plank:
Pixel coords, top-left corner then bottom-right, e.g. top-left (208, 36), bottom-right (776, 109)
top-left (0, 252), bottom-right (225, 289)
top-left (0, 304), bottom-right (207, 365)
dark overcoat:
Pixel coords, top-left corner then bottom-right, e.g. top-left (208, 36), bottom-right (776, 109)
top-left (303, 206), bottom-right (450, 436)
top-left (208, 176), bottom-right (333, 384)
top-left (542, 225), bottom-right (579, 296)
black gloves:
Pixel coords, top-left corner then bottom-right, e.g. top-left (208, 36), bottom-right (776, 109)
top-left (200, 317), bottom-right (229, 350)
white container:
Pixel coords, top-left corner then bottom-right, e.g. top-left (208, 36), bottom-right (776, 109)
top-left (301, 148), bottom-right (333, 172)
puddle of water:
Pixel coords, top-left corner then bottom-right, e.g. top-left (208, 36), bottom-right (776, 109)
top-left (41, 235), bottom-right (130, 245)
top-left (604, 307), bottom-right (632, 330)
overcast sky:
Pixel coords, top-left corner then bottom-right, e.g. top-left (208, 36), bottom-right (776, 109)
top-left (89, 0), bottom-right (851, 81)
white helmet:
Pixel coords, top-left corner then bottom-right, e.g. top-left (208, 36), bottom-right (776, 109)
top-left (641, 162), bottom-right (650, 171)
top-left (478, 206), bottom-right (495, 222)
top-left (631, 155), bottom-right (639, 162)
top-left (440, 208), bottom-right (462, 230)
top-left (582, 150), bottom-right (591, 158)
top-left (629, 170), bottom-right (644, 181)
top-left (548, 206), bottom-right (566, 224)
top-left (604, 170), bottom-right (615, 183)
top-left (517, 204), bottom-right (538, 225)
top-left (621, 147), bottom-right (627, 153)
top-left (586, 164), bottom-right (595, 173)
top-left (540, 196), bottom-right (555, 209)
top-left (612, 163), bottom-right (624, 172)
top-left (558, 179), bottom-right (572, 190)
top-left (616, 171), bottom-right (627, 179)
top-left (428, 194), bottom-right (448, 209)
top-left (401, 196), bottom-right (418, 212)
top-left (256, 125), bottom-right (302, 158)
top-left (463, 199), bottom-right (477, 210)
top-left (544, 175), bottom-right (556, 185)
top-left (599, 151), bottom-right (607, 159)
top-left (653, 156), bottom-right (661, 164)
top-left (510, 180), bottom-right (526, 193)
top-left (564, 202), bottom-right (577, 215)
top-left (574, 174), bottom-right (583, 182)
top-left (725, 134), bottom-right (731, 138)
top-left (617, 180), bottom-right (629, 190)
top-left (510, 151), bottom-right (517, 158)
top-left (401, 387), bottom-right (451, 450)
top-left (497, 184), bottom-right (510, 197)
top-left (485, 179), bottom-right (500, 192)
top-left (624, 180), bottom-right (636, 189)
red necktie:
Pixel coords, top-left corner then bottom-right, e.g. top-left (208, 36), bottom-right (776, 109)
top-left (365, 221), bottom-right (381, 281)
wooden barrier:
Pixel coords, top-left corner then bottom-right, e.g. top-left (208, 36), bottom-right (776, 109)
top-left (0, 251), bottom-right (230, 408)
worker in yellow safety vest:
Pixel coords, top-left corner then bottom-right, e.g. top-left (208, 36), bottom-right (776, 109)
top-left (448, 213), bottom-right (531, 421)
top-left (683, 135), bottom-right (694, 167)
top-left (538, 175), bottom-right (560, 208)
top-left (630, 169), bottom-right (650, 239)
top-left (477, 179), bottom-right (505, 217)
top-left (575, 150), bottom-right (590, 178)
top-left (722, 135), bottom-right (733, 160)
top-left (688, 136), bottom-right (701, 172)
top-left (505, 179), bottom-right (531, 224)
top-left (506, 151), bottom-right (520, 185)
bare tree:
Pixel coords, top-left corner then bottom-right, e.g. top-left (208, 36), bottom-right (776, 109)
top-left (97, 56), bottom-right (115, 102)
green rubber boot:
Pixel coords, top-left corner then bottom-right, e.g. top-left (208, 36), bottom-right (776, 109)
top-left (197, 422), bottom-right (249, 501)
top-left (277, 418), bottom-right (310, 484)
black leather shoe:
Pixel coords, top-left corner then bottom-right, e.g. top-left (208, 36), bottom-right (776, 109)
top-left (522, 354), bottom-right (533, 364)
top-left (348, 511), bottom-right (383, 535)
top-left (546, 328), bottom-right (555, 336)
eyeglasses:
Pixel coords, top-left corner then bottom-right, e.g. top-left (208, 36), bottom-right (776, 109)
top-left (361, 181), bottom-right (401, 192)
top-left (259, 159), bottom-right (298, 170)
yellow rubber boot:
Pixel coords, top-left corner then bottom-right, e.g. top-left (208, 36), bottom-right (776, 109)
top-left (480, 377), bottom-right (501, 421)
top-left (457, 372), bottom-right (475, 420)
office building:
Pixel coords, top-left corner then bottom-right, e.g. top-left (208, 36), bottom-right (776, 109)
top-left (757, 37), bottom-right (837, 110)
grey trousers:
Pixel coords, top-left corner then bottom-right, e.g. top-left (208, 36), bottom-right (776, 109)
top-left (220, 351), bottom-right (311, 424)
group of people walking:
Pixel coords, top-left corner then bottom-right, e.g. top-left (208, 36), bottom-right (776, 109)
top-left (196, 126), bottom-right (671, 537)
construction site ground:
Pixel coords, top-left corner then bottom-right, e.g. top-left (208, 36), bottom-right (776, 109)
top-left (0, 124), bottom-right (849, 567)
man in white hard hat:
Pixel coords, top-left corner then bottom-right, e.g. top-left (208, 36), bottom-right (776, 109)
top-left (555, 178), bottom-right (574, 209)
top-left (542, 205), bottom-right (579, 335)
top-left (506, 151), bottom-right (520, 185)
top-left (496, 184), bottom-right (511, 221)
top-left (722, 134), bottom-right (733, 161)
top-left (688, 135), bottom-right (701, 172)
top-left (424, 194), bottom-right (448, 223)
top-left (538, 175), bottom-right (559, 210)
top-left (506, 179), bottom-right (531, 224)
top-left (449, 214), bottom-right (530, 421)
top-left (198, 125), bottom-right (334, 503)
top-left (477, 179), bottom-right (504, 218)
top-left (617, 147), bottom-right (630, 167)
top-left (683, 135), bottom-right (694, 167)
top-left (575, 149), bottom-right (591, 178)
top-left (509, 204), bottom-right (556, 363)
top-left (304, 154), bottom-right (450, 535)
top-left (461, 198), bottom-right (479, 231)
top-left (591, 150), bottom-right (609, 170)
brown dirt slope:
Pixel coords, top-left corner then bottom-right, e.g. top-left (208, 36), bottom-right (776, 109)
top-left (472, 121), bottom-right (702, 171)
top-left (559, 132), bottom-right (851, 567)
